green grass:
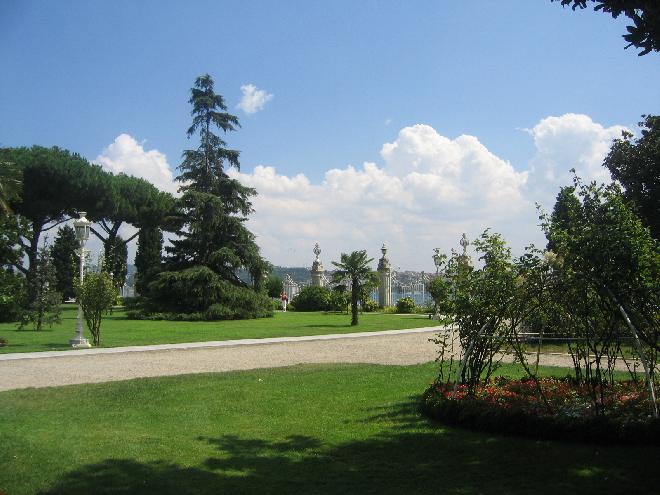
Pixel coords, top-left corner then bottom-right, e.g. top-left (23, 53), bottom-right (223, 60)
top-left (0, 305), bottom-right (438, 354)
top-left (0, 362), bottom-right (657, 494)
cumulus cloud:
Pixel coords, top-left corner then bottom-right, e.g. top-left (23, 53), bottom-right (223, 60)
top-left (525, 113), bottom-right (627, 207)
top-left (237, 84), bottom-right (274, 114)
top-left (94, 134), bottom-right (177, 194)
top-left (229, 115), bottom-right (630, 270)
top-left (229, 124), bottom-right (536, 270)
top-left (91, 115), bottom-right (628, 270)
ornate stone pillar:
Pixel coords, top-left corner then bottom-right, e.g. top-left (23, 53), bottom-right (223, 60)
top-left (458, 233), bottom-right (473, 269)
top-left (310, 243), bottom-right (325, 287)
top-left (377, 243), bottom-right (392, 308)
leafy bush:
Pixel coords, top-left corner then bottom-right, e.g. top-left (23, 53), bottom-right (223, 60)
top-left (265, 276), bottom-right (283, 298)
top-left (290, 286), bottom-right (331, 312)
top-left (0, 269), bottom-right (25, 322)
top-left (144, 266), bottom-right (273, 320)
top-left (119, 296), bottom-right (143, 309)
top-left (396, 297), bottom-right (416, 314)
top-left (361, 299), bottom-right (379, 312)
top-left (418, 302), bottom-right (436, 314)
top-left (327, 289), bottom-right (350, 312)
top-left (76, 271), bottom-right (118, 346)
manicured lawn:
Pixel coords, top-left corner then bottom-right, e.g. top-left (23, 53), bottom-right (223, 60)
top-left (0, 362), bottom-right (657, 494)
top-left (0, 305), bottom-right (438, 354)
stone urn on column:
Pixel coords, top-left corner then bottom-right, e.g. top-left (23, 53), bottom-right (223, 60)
top-left (310, 242), bottom-right (325, 287)
top-left (377, 243), bottom-right (392, 308)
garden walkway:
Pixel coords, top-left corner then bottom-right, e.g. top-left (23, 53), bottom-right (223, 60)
top-left (0, 327), bottom-right (619, 392)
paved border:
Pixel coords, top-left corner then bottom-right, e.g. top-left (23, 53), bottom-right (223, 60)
top-left (0, 326), bottom-right (446, 361)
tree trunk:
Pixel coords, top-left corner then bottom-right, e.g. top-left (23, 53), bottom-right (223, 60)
top-left (351, 279), bottom-right (359, 326)
top-left (26, 220), bottom-right (44, 304)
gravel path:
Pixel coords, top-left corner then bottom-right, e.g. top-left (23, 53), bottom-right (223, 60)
top-left (0, 327), bottom-right (606, 392)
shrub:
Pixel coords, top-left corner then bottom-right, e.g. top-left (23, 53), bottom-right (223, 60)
top-left (265, 276), bottom-right (283, 298)
top-left (0, 270), bottom-right (25, 322)
top-left (76, 271), bottom-right (118, 346)
top-left (361, 299), bottom-right (379, 312)
top-left (327, 289), bottom-right (350, 312)
top-left (290, 286), bottom-right (331, 311)
top-left (144, 266), bottom-right (273, 320)
top-left (0, 337), bottom-right (7, 347)
top-left (120, 296), bottom-right (143, 310)
top-left (396, 297), bottom-right (416, 314)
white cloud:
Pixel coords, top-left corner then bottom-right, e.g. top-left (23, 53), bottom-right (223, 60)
top-left (237, 84), bottom-right (274, 114)
top-left (91, 115), bottom-right (628, 271)
top-left (230, 124), bottom-right (534, 270)
top-left (525, 113), bottom-right (628, 207)
top-left (94, 134), bottom-right (177, 194)
top-left (229, 115), bottom-right (630, 270)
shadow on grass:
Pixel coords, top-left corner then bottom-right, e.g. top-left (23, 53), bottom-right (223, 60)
top-left (41, 400), bottom-right (660, 495)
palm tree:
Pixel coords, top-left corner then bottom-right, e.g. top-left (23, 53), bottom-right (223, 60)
top-left (332, 250), bottom-right (374, 326)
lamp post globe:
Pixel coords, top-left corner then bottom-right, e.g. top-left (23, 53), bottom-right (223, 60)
top-left (70, 211), bottom-right (92, 348)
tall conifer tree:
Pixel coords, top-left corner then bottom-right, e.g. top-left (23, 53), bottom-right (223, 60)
top-left (135, 226), bottom-right (163, 296)
top-left (51, 225), bottom-right (77, 300)
top-left (166, 74), bottom-right (266, 284)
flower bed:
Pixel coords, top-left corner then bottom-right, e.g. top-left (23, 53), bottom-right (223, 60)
top-left (421, 377), bottom-right (660, 445)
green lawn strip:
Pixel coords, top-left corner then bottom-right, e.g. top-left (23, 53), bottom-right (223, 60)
top-left (0, 306), bottom-right (437, 354)
top-left (0, 362), bottom-right (657, 495)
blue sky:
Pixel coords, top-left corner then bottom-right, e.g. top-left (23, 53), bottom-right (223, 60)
top-left (1, 1), bottom-right (659, 269)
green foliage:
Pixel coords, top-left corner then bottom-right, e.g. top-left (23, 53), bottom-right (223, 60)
top-left (153, 74), bottom-right (269, 317)
top-left (0, 214), bottom-right (26, 273)
top-left (90, 173), bottom-right (175, 289)
top-left (51, 225), bottom-right (77, 300)
top-left (0, 269), bottom-right (25, 322)
top-left (134, 226), bottom-right (163, 297)
top-left (20, 244), bottom-right (61, 331)
top-left (147, 266), bottom-right (273, 320)
top-left (360, 299), bottom-right (379, 312)
top-left (395, 297), bottom-right (416, 314)
top-left (290, 286), bottom-right (332, 311)
top-left (543, 178), bottom-right (659, 353)
top-left (430, 180), bottom-right (659, 419)
top-left (0, 146), bottom-right (113, 303)
top-left (0, 159), bottom-right (22, 215)
top-left (553, 1), bottom-right (660, 55)
top-left (76, 271), bottom-right (118, 346)
top-left (454, 231), bottom-right (518, 393)
top-left (265, 275), bottom-right (283, 298)
top-left (428, 276), bottom-right (452, 315)
top-left (327, 287), bottom-right (350, 312)
top-left (102, 234), bottom-right (128, 290)
top-left (603, 114), bottom-right (659, 239)
top-left (332, 250), bottom-right (375, 326)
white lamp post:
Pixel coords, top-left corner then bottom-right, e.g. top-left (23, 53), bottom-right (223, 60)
top-left (70, 211), bottom-right (92, 348)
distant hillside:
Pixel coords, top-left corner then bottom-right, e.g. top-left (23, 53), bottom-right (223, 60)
top-left (270, 266), bottom-right (313, 284)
